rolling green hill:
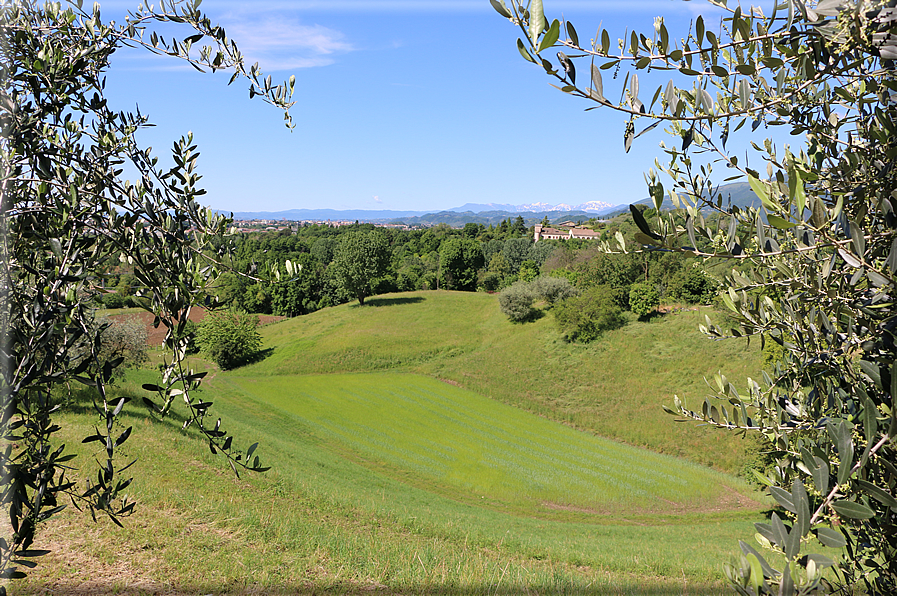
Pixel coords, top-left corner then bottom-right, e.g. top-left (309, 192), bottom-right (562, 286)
top-left (240, 291), bottom-right (761, 474)
top-left (24, 291), bottom-right (781, 595)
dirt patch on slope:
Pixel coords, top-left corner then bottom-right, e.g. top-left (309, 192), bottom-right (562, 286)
top-left (110, 307), bottom-right (283, 346)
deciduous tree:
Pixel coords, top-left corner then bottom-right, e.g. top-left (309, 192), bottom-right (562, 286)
top-left (439, 237), bottom-right (484, 291)
top-left (330, 230), bottom-right (390, 305)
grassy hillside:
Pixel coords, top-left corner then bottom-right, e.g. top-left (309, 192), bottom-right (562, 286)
top-left (243, 291), bottom-right (762, 473)
top-left (19, 290), bottom-right (780, 595)
top-left (224, 373), bottom-right (753, 519)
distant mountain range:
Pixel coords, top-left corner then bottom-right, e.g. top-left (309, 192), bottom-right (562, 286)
top-left (229, 201), bottom-right (620, 223)
top-left (227, 182), bottom-right (762, 226)
top-left (449, 201), bottom-right (617, 214)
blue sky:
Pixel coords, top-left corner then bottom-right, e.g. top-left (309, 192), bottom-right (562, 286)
top-left (98, 1), bottom-right (752, 214)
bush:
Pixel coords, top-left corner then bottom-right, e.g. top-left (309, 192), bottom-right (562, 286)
top-left (498, 281), bottom-right (537, 322)
top-left (669, 268), bottom-right (718, 305)
top-left (628, 282), bottom-right (659, 317)
top-left (95, 316), bottom-right (148, 380)
top-left (195, 310), bottom-right (262, 370)
top-left (479, 271), bottom-right (503, 292)
top-left (531, 276), bottom-right (578, 305)
top-left (553, 285), bottom-right (626, 342)
top-left (100, 292), bottom-right (126, 309)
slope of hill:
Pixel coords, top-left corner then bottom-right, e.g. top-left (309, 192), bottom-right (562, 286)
top-left (25, 291), bottom-right (776, 595)
top-left (242, 291), bottom-right (760, 473)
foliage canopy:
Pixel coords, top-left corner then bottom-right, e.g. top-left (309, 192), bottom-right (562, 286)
top-left (0, 0), bottom-right (294, 585)
top-left (553, 285), bottom-right (626, 342)
top-left (196, 310), bottom-right (263, 370)
top-left (330, 230), bottom-right (390, 305)
top-left (496, 0), bottom-right (897, 593)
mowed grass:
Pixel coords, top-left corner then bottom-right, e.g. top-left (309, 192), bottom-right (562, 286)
top-left (22, 376), bottom-right (768, 595)
top-left (245, 291), bottom-right (763, 473)
top-left (225, 372), bottom-right (757, 518)
top-left (19, 290), bottom-right (785, 594)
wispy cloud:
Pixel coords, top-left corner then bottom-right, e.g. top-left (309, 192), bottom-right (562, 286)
top-left (219, 12), bottom-right (353, 72)
top-left (102, 3), bottom-right (354, 72)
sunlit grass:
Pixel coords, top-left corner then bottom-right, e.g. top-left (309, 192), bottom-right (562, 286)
top-left (23, 378), bottom-right (766, 595)
top-left (19, 290), bottom-right (786, 594)
top-left (225, 372), bottom-right (756, 518)
top-left (244, 290), bottom-right (763, 474)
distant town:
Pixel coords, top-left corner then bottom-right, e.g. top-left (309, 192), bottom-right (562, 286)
top-left (231, 219), bottom-right (427, 234)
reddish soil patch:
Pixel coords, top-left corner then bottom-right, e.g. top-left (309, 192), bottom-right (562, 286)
top-left (110, 307), bottom-right (283, 346)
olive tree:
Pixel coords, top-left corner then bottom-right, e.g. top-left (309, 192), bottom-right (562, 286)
top-left (0, 0), bottom-right (296, 586)
top-left (496, 0), bottom-right (896, 594)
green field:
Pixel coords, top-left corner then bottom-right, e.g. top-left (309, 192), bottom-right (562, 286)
top-left (22, 291), bottom-right (786, 595)
top-left (225, 373), bottom-right (754, 518)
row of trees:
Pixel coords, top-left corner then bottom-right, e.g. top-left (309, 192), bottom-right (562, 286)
top-left (99, 210), bottom-right (723, 318)
top-left (127, 223), bottom-right (564, 314)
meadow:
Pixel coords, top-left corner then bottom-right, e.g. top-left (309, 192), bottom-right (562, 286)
top-left (20, 291), bottom-right (792, 595)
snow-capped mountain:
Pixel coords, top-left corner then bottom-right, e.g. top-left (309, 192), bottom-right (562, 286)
top-left (450, 201), bottom-right (618, 214)
top-left (515, 201), bottom-right (615, 213)
top-left (576, 201), bottom-right (617, 212)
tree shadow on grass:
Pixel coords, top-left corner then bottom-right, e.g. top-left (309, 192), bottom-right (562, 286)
top-left (637, 310), bottom-right (666, 323)
top-left (62, 386), bottom-right (190, 429)
top-left (242, 346), bottom-right (274, 366)
top-left (356, 295), bottom-right (426, 308)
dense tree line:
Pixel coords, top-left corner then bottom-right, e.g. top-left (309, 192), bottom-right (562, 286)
top-left (97, 210), bottom-right (725, 321)
top-left (174, 211), bottom-right (723, 318)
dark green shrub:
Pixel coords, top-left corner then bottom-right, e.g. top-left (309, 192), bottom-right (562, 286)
top-left (479, 271), bottom-right (503, 292)
top-left (195, 310), bottom-right (262, 370)
top-left (553, 285), bottom-right (626, 342)
top-left (629, 282), bottom-right (660, 317)
top-left (670, 268), bottom-right (719, 305)
top-left (100, 292), bottom-right (126, 309)
top-left (498, 281), bottom-right (537, 322)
